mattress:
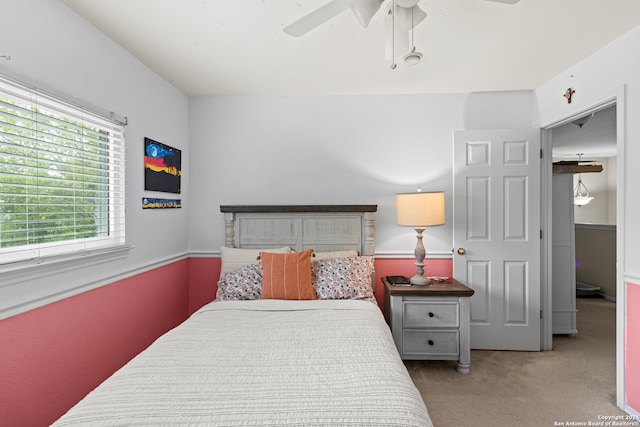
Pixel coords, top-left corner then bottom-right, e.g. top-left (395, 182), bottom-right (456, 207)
top-left (53, 299), bottom-right (432, 426)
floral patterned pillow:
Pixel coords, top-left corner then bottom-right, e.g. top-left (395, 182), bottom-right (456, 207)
top-left (312, 256), bottom-right (375, 302)
top-left (216, 256), bottom-right (376, 303)
top-left (215, 262), bottom-right (263, 301)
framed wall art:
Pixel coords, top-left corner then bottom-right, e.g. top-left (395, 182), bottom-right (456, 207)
top-left (144, 137), bottom-right (182, 194)
top-left (142, 198), bottom-right (182, 209)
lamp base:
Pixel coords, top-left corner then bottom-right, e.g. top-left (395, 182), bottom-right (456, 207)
top-left (410, 227), bottom-right (431, 285)
top-left (410, 274), bottom-right (431, 286)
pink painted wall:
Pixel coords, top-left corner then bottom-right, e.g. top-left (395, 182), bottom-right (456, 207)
top-left (188, 257), bottom-right (221, 314)
top-left (373, 258), bottom-right (453, 306)
top-left (627, 282), bottom-right (640, 412)
top-left (0, 260), bottom-right (189, 427)
top-left (0, 257), bottom-right (451, 426)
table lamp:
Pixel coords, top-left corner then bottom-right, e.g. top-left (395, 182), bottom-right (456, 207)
top-left (396, 190), bottom-right (445, 285)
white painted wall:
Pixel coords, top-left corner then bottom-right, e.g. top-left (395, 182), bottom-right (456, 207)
top-left (188, 91), bottom-right (533, 258)
top-left (0, 0), bottom-right (190, 318)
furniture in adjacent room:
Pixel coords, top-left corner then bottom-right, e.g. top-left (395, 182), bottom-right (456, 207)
top-left (552, 172), bottom-right (578, 334)
top-left (383, 277), bottom-right (474, 374)
top-left (575, 223), bottom-right (616, 300)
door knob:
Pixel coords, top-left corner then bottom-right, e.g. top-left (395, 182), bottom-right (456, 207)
top-left (457, 247), bottom-right (466, 255)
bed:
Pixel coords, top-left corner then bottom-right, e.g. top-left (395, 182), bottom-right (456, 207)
top-left (53, 205), bottom-right (432, 426)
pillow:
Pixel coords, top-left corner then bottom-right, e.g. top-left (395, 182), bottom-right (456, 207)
top-left (215, 262), bottom-right (263, 301)
top-left (220, 246), bottom-right (292, 276)
top-left (260, 249), bottom-right (316, 300)
top-left (312, 250), bottom-right (358, 261)
top-left (312, 256), bottom-right (375, 301)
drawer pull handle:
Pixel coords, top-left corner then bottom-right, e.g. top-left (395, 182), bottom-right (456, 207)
top-left (428, 312), bottom-right (434, 318)
top-left (428, 340), bottom-right (434, 346)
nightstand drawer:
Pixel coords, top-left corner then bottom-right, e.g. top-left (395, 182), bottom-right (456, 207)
top-left (403, 301), bottom-right (459, 328)
top-left (403, 330), bottom-right (460, 356)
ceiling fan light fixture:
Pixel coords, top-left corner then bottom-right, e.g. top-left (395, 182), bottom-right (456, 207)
top-left (403, 49), bottom-right (422, 65)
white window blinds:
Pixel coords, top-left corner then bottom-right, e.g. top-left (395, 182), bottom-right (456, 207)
top-left (0, 75), bottom-right (126, 265)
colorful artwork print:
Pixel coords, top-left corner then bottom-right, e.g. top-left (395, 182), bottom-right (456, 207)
top-left (144, 137), bottom-right (182, 193)
top-left (142, 198), bottom-right (182, 209)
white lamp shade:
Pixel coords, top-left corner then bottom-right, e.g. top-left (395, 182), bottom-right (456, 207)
top-left (396, 191), bottom-right (445, 227)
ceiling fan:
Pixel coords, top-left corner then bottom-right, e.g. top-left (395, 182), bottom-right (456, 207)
top-left (283, 0), bottom-right (521, 38)
top-left (283, 0), bottom-right (520, 67)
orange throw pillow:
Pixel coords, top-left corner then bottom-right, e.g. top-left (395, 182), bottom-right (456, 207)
top-left (260, 249), bottom-right (316, 300)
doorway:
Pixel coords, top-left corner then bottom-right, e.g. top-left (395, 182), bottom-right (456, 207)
top-left (540, 94), bottom-right (626, 409)
top-left (551, 105), bottom-right (617, 334)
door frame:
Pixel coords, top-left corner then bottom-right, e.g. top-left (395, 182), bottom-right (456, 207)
top-left (539, 85), bottom-right (626, 409)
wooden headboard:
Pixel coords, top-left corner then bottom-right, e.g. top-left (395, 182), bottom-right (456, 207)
top-left (219, 205), bottom-right (377, 256)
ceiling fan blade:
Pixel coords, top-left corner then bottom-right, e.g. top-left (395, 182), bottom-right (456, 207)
top-left (283, 0), bottom-right (351, 37)
top-left (484, 0), bottom-right (521, 4)
top-left (349, 0), bottom-right (384, 28)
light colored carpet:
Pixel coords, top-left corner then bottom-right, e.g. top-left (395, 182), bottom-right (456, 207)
top-left (406, 296), bottom-right (625, 426)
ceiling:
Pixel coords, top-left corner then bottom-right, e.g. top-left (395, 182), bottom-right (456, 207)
top-left (59, 0), bottom-right (640, 97)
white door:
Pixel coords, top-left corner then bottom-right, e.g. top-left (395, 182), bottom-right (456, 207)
top-left (453, 129), bottom-right (541, 351)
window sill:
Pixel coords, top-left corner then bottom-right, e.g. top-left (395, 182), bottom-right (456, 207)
top-left (0, 244), bottom-right (134, 320)
top-left (0, 244), bottom-right (134, 288)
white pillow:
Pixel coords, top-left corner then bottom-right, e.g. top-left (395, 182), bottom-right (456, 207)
top-left (219, 246), bottom-right (292, 276)
top-left (312, 250), bottom-right (359, 261)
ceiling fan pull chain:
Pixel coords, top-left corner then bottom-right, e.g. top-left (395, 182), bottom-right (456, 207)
top-left (390, 0), bottom-right (397, 69)
top-left (410, 6), bottom-right (414, 49)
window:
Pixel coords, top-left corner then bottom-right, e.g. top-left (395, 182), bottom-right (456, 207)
top-left (0, 75), bottom-right (126, 267)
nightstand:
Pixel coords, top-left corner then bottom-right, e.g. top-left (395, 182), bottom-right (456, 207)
top-left (383, 277), bottom-right (475, 374)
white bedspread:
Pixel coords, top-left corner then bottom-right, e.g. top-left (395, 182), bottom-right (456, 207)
top-left (53, 299), bottom-right (432, 426)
